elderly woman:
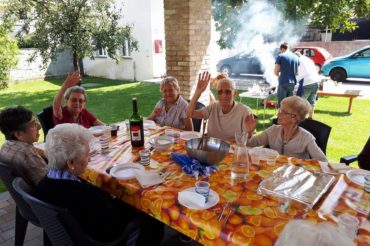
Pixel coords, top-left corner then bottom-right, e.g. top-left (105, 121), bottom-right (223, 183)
top-left (35, 123), bottom-right (163, 244)
top-left (186, 71), bottom-right (252, 141)
top-left (147, 76), bottom-right (193, 130)
top-left (53, 72), bottom-right (104, 128)
top-left (244, 96), bottom-right (327, 161)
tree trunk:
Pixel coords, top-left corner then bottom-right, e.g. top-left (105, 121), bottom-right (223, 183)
top-left (72, 51), bottom-right (80, 72)
top-left (78, 58), bottom-right (85, 76)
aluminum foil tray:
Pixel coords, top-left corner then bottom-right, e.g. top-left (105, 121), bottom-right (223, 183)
top-left (258, 164), bottom-right (336, 211)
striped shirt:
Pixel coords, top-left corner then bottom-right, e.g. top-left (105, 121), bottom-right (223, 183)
top-left (0, 140), bottom-right (48, 186)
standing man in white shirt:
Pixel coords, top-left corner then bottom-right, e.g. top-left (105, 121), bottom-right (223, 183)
top-left (294, 52), bottom-right (321, 118)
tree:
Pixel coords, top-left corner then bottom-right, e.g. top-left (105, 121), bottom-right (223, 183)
top-left (4, 0), bottom-right (138, 73)
top-left (0, 20), bottom-right (18, 89)
top-left (212, 0), bottom-right (370, 49)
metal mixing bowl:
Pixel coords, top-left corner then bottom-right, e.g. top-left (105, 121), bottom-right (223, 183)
top-left (185, 137), bottom-right (230, 166)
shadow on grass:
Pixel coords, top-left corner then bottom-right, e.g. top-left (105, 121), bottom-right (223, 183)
top-left (314, 109), bottom-right (351, 117)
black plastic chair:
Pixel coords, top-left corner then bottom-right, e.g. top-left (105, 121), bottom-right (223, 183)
top-left (340, 137), bottom-right (370, 170)
top-left (0, 162), bottom-right (44, 246)
top-left (37, 106), bottom-right (54, 141)
top-left (186, 100), bottom-right (205, 132)
top-left (12, 177), bottom-right (140, 246)
top-left (271, 118), bottom-right (331, 154)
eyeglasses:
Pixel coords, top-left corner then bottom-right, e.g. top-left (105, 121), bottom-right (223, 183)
top-left (70, 98), bottom-right (85, 104)
top-left (278, 109), bottom-right (296, 118)
top-left (217, 89), bottom-right (233, 95)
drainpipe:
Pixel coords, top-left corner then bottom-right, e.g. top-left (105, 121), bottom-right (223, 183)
top-left (325, 26), bottom-right (328, 42)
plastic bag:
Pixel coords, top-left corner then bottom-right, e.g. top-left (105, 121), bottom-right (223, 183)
top-left (275, 220), bottom-right (354, 246)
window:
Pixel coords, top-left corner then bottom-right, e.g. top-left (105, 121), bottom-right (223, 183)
top-left (122, 40), bottom-right (131, 57)
top-left (95, 48), bottom-right (107, 57)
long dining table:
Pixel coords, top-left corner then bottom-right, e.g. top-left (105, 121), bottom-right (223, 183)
top-left (35, 122), bottom-right (370, 246)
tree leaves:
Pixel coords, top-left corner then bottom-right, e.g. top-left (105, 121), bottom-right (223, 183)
top-left (212, 0), bottom-right (370, 49)
top-left (4, 0), bottom-right (138, 71)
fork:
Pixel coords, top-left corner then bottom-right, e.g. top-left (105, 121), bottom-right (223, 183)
top-left (222, 206), bottom-right (235, 226)
top-left (217, 202), bottom-right (229, 221)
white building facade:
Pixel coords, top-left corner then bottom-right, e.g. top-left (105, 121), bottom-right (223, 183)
top-left (83, 0), bottom-right (166, 81)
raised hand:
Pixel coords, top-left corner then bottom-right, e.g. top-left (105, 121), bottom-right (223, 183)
top-left (195, 71), bottom-right (211, 94)
top-left (63, 71), bottom-right (81, 88)
top-left (153, 107), bottom-right (162, 117)
top-left (244, 114), bottom-right (257, 135)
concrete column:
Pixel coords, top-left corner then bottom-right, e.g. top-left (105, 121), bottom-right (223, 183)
top-left (164, 0), bottom-right (211, 104)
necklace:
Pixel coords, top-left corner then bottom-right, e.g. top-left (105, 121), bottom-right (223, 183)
top-left (281, 127), bottom-right (298, 154)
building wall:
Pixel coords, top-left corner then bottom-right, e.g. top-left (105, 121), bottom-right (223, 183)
top-left (297, 40), bottom-right (370, 57)
top-left (9, 49), bottom-right (73, 82)
top-left (83, 0), bottom-right (166, 81)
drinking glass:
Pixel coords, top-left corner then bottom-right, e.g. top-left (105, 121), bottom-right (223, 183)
top-left (337, 213), bottom-right (359, 240)
top-left (139, 149), bottom-right (151, 166)
top-left (110, 124), bottom-right (119, 137)
top-left (195, 181), bottom-right (210, 203)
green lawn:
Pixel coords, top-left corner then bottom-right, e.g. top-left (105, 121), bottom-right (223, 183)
top-left (0, 76), bottom-right (369, 192)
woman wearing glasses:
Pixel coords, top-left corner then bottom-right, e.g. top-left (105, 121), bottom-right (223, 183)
top-left (53, 72), bottom-right (104, 128)
top-left (186, 71), bottom-right (252, 141)
top-left (244, 96), bottom-right (327, 161)
top-left (147, 76), bottom-right (193, 130)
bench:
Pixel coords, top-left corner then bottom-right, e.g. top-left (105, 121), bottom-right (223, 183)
top-left (317, 90), bottom-right (361, 113)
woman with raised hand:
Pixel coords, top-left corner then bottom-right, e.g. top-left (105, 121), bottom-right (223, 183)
top-left (53, 72), bottom-right (104, 128)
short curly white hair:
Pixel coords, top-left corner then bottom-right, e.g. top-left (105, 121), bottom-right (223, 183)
top-left (45, 123), bottom-right (93, 170)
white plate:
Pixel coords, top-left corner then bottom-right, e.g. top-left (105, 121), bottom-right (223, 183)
top-left (178, 187), bottom-right (219, 210)
top-left (180, 131), bottom-right (201, 140)
top-left (346, 169), bottom-right (370, 186)
top-left (110, 163), bottom-right (145, 180)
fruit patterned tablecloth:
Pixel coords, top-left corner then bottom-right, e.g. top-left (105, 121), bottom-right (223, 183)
top-left (36, 125), bottom-right (370, 246)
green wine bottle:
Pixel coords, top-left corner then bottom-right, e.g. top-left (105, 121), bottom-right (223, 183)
top-left (129, 97), bottom-right (144, 147)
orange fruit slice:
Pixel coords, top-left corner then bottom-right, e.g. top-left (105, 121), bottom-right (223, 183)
top-left (246, 194), bottom-right (263, 200)
top-left (263, 207), bottom-right (277, 219)
top-left (274, 221), bottom-right (287, 236)
top-left (241, 225), bottom-right (256, 238)
top-left (247, 215), bottom-right (262, 226)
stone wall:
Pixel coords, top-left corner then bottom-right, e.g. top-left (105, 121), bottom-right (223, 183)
top-left (8, 49), bottom-right (73, 82)
top-left (164, 0), bottom-right (211, 103)
top-left (297, 40), bottom-right (370, 57)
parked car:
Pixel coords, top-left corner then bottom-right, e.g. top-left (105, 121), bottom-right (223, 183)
top-left (216, 49), bottom-right (279, 76)
top-left (322, 45), bottom-right (370, 81)
top-left (291, 46), bottom-right (332, 72)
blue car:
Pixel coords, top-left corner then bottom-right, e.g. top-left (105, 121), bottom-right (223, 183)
top-left (322, 45), bottom-right (370, 81)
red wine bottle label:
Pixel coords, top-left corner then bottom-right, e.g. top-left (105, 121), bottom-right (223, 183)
top-left (130, 125), bottom-right (142, 141)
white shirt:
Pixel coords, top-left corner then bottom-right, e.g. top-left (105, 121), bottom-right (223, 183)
top-left (296, 55), bottom-right (321, 86)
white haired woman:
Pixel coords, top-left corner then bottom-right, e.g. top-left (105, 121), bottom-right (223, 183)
top-left (147, 76), bottom-right (193, 130)
top-left (244, 96), bottom-right (327, 161)
top-left (186, 71), bottom-right (252, 141)
top-left (35, 123), bottom-right (164, 244)
top-left (53, 72), bottom-right (104, 128)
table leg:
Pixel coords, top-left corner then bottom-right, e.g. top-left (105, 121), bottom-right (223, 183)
top-left (348, 97), bottom-right (353, 113)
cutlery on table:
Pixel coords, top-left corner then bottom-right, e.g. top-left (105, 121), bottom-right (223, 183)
top-left (217, 202), bottom-right (229, 221)
top-left (222, 206), bottom-right (235, 226)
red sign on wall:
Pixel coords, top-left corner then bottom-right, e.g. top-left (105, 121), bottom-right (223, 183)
top-left (154, 40), bottom-right (163, 53)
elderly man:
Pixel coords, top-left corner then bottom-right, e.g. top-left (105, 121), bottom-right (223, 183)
top-left (186, 71), bottom-right (252, 141)
top-left (274, 42), bottom-right (299, 106)
top-left (0, 106), bottom-right (47, 186)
